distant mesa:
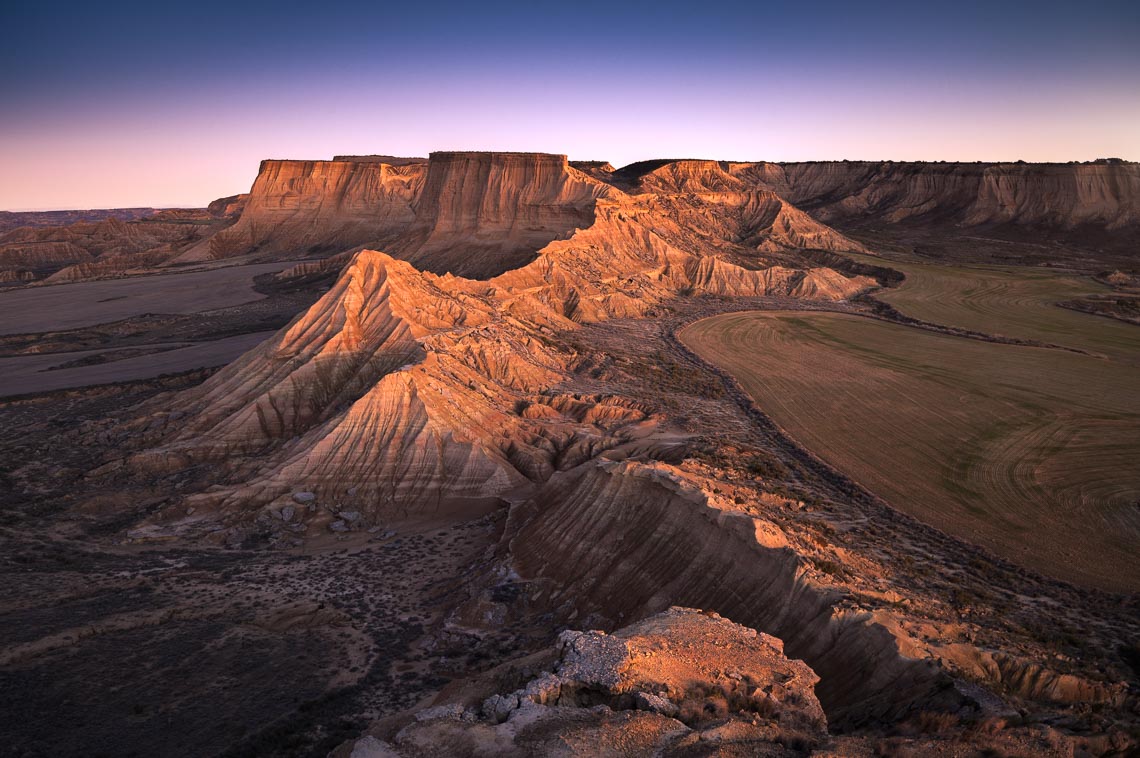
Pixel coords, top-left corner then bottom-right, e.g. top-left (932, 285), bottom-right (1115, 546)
top-left (4, 152), bottom-right (1138, 285)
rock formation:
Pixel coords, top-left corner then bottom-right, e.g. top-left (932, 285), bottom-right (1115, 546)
top-left (9, 158), bottom-right (1137, 285)
top-left (71, 151), bottom-right (1139, 755)
top-left (612, 159), bottom-right (1140, 232)
top-left (508, 459), bottom-right (952, 726)
top-left (340, 608), bottom-right (829, 757)
top-left (762, 161), bottom-right (1140, 229)
top-left (117, 168), bottom-right (871, 528)
top-left (0, 203), bottom-right (244, 282)
top-left (182, 152), bottom-right (617, 279)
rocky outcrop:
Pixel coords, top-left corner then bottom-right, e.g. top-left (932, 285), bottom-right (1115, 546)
top-left (203, 150), bottom-right (872, 281)
top-left (508, 460), bottom-right (958, 727)
top-left (339, 608), bottom-right (829, 757)
top-left (206, 193), bottom-right (249, 218)
top-left (396, 152), bottom-right (612, 276)
top-left (769, 161), bottom-right (1140, 229)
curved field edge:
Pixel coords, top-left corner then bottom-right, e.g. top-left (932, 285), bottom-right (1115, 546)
top-left (677, 310), bottom-right (1140, 592)
top-left (842, 252), bottom-right (1140, 361)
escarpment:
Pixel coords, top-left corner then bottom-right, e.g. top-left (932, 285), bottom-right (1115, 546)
top-left (396, 151), bottom-right (613, 275)
top-left (507, 460), bottom-right (958, 727)
top-left (184, 152), bottom-right (618, 279)
top-left (12, 158), bottom-right (1135, 284)
top-left (767, 161), bottom-right (1140, 230)
top-left (183, 158), bottom-right (427, 264)
top-left (611, 158), bottom-right (1140, 235)
top-left (118, 175), bottom-right (872, 531)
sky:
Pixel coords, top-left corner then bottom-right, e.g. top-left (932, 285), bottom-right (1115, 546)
top-left (2, 0), bottom-right (1138, 210)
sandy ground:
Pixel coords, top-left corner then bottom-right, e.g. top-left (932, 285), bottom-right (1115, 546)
top-left (0, 331), bottom-right (275, 397)
top-left (0, 261), bottom-right (299, 335)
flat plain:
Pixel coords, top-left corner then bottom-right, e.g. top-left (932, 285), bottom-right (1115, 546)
top-left (680, 261), bottom-right (1140, 591)
top-left (0, 260), bottom-right (298, 335)
top-left (844, 251), bottom-right (1140, 359)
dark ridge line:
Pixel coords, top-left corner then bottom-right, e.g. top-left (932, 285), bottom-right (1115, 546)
top-left (1055, 299), bottom-right (1140, 327)
top-left (802, 248), bottom-right (1093, 355)
top-left (851, 293), bottom-right (1093, 355)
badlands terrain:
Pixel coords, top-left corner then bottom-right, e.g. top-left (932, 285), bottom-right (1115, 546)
top-left (0, 153), bottom-right (1138, 757)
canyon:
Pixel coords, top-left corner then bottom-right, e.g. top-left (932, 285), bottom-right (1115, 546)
top-left (0, 152), bottom-right (1137, 757)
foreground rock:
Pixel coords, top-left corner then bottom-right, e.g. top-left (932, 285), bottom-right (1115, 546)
top-left (339, 608), bottom-right (828, 757)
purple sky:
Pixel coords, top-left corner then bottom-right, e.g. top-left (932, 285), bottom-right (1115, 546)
top-left (3, 0), bottom-right (1138, 210)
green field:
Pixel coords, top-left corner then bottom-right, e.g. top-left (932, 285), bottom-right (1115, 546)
top-left (680, 301), bottom-right (1140, 591)
top-left (845, 252), bottom-right (1140, 361)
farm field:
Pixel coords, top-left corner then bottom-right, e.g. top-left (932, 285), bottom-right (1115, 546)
top-left (845, 252), bottom-right (1139, 360)
top-left (680, 307), bottom-right (1140, 591)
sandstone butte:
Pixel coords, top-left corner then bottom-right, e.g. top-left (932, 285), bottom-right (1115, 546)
top-left (67, 152), bottom-right (1139, 755)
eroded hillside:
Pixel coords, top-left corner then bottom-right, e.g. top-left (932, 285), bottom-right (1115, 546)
top-left (3, 152), bottom-right (1138, 757)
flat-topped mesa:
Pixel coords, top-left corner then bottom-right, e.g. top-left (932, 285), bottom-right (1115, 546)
top-left (596, 158), bottom-right (1140, 234)
top-left (398, 152), bottom-right (615, 275)
top-left (735, 161), bottom-right (1140, 230)
top-left (183, 158), bottom-right (427, 263)
top-left (184, 151), bottom-right (617, 278)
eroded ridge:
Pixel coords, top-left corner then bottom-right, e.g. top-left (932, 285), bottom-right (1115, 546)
top-left (50, 153), bottom-right (1140, 754)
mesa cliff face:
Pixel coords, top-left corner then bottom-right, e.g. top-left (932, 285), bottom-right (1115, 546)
top-left (401, 152), bottom-right (612, 275)
top-left (187, 152), bottom-right (616, 278)
top-left (190, 158), bottom-right (426, 263)
top-left (766, 161), bottom-right (1140, 229)
top-left (607, 159), bottom-right (1140, 231)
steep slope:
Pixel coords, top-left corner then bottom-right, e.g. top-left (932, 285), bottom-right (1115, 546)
top-left (185, 152), bottom-right (618, 279)
top-left (395, 151), bottom-right (612, 275)
top-left (187, 158), bottom-right (427, 263)
top-left (507, 460), bottom-right (954, 726)
top-left (117, 181), bottom-right (871, 531)
top-left (612, 159), bottom-right (1140, 233)
top-left (761, 161), bottom-right (1140, 229)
